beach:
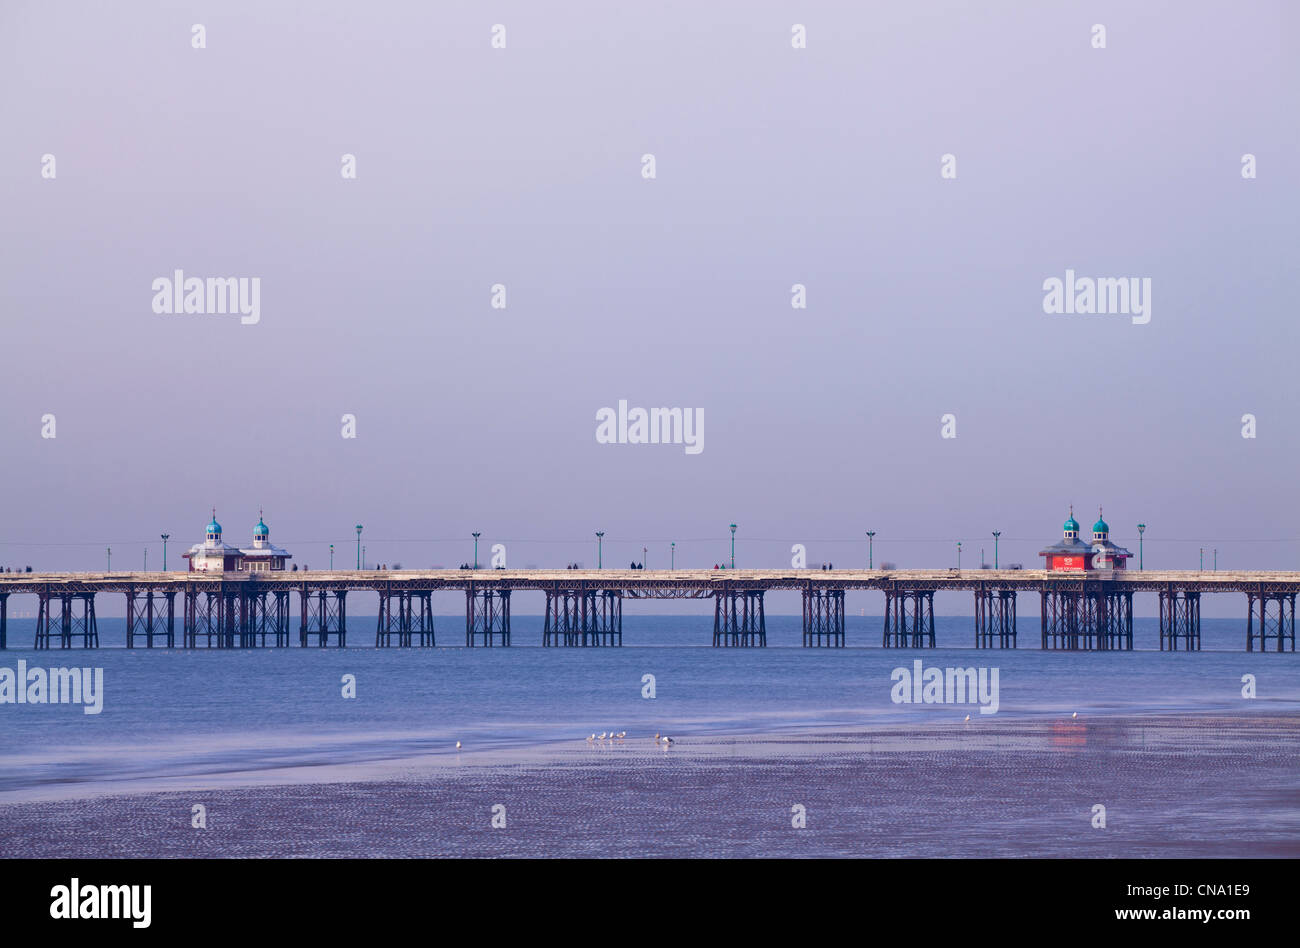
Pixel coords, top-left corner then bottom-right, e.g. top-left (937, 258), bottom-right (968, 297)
top-left (3, 712), bottom-right (1296, 858)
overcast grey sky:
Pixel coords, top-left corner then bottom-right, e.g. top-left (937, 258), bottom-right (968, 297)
top-left (1, 1), bottom-right (1297, 615)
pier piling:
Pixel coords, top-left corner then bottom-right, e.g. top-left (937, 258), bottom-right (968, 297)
top-left (802, 586), bottom-right (845, 647)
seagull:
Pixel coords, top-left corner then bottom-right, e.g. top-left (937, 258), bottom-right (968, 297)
top-left (964, 715), bottom-right (970, 722)
top-left (1072, 712), bottom-right (1078, 719)
top-left (586, 734), bottom-right (595, 743)
top-left (455, 741), bottom-right (462, 749)
top-left (598, 732), bottom-right (607, 740)
top-left (660, 736), bottom-right (674, 745)
top-left (617, 731), bottom-right (626, 739)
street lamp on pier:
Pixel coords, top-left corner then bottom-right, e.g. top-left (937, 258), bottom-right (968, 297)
top-left (329, 544), bottom-right (334, 569)
top-left (671, 541), bottom-right (675, 569)
top-left (866, 531), bottom-right (875, 569)
top-left (161, 534), bottom-right (169, 571)
top-left (472, 532), bottom-right (481, 570)
top-left (355, 525), bottom-right (363, 569)
top-left (956, 541), bottom-right (962, 570)
top-left (992, 531), bottom-right (1001, 569)
top-left (596, 531), bottom-right (604, 569)
top-left (106, 547), bottom-right (111, 571)
top-left (729, 523), bottom-right (737, 569)
top-left (643, 546), bottom-right (648, 570)
top-left (1137, 523), bottom-right (1145, 570)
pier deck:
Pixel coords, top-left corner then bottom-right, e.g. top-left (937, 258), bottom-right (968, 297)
top-left (0, 570), bottom-right (1295, 651)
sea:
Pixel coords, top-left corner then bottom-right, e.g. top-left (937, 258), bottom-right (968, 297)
top-left (1, 614), bottom-right (1296, 805)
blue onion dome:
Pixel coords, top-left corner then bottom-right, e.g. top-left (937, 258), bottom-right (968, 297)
top-left (255, 518), bottom-right (269, 537)
top-left (1063, 512), bottom-right (1079, 533)
top-left (207, 513), bottom-right (222, 534)
top-left (1093, 512), bottom-right (1109, 534)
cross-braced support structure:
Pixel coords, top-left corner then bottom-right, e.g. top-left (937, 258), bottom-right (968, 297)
top-left (713, 588), bottom-right (766, 646)
top-left (376, 589), bottom-right (435, 647)
top-left (1246, 589), bottom-right (1296, 652)
top-left (466, 587), bottom-right (511, 646)
top-left (35, 591), bottom-right (98, 648)
top-left (883, 589), bottom-right (935, 647)
top-left (1158, 588), bottom-right (1200, 651)
top-left (974, 588), bottom-right (1017, 648)
top-left (0, 592), bottom-right (7, 650)
top-left (1041, 584), bottom-right (1133, 650)
top-left (542, 588), bottom-right (622, 646)
top-left (299, 588), bottom-right (347, 647)
top-left (126, 588), bottom-right (176, 648)
top-left (802, 586), bottom-right (845, 647)
top-left (247, 590), bottom-right (292, 647)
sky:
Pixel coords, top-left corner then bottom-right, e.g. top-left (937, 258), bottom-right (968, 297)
top-left (1, 1), bottom-right (1297, 617)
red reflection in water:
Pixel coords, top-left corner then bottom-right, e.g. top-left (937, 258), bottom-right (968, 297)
top-left (1050, 720), bottom-right (1087, 748)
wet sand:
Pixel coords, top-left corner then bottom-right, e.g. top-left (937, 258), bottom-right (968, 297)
top-left (2, 713), bottom-right (1297, 857)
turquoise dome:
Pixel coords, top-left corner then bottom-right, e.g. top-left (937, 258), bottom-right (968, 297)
top-left (254, 518), bottom-right (269, 537)
top-left (1063, 514), bottom-right (1079, 532)
top-left (206, 517), bottom-right (222, 534)
top-left (1093, 517), bottom-right (1109, 534)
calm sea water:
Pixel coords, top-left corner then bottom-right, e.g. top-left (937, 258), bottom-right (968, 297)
top-left (1, 615), bottom-right (1296, 801)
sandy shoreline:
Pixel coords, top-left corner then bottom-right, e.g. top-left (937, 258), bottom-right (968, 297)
top-left (2, 711), bottom-right (1297, 857)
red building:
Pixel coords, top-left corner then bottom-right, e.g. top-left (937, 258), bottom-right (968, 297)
top-left (1039, 508), bottom-right (1132, 571)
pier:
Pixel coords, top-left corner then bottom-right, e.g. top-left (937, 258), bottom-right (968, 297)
top-left (0, 569), bottom-right (1296, 651)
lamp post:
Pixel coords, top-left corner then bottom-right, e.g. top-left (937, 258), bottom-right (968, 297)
top-left (1199, 547), bottom-right (1204, 571)
top-left (729, 523), bottom-right (737, 569)
top-left (866, 531), bottom-right (875, 569)
top-left (106, 547), bottom-right (111, 571)
top-left (642, 546), bottom-right (648, 570)
top-left (472, 532), bottom-right (481, 570)
top-left (956, 541), bottom-right (962, 570)
top-left (1137, 523), bottom-right (1145, 570)
top-left (1214, 548), bottom-right (1218, 571)
top-left (355, 524), bottom-right (362, 569)
top-left (144, 548), bottom-right (148, 572)
top-left (992, 531), bottom-right (1000, 569)
top-left (329, 544), bottom-right (334, 569)
top-left (671, 541), bottom-right (675, 569)
top-left (596, 531), bottom-right (604, 569)
top-left (161, 534), bottom-right (169, 571)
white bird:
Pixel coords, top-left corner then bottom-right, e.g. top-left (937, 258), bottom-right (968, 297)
top-left (598, 732), bottom-right (607, 740)
top-left (1072, 712), bottom-right (1078, 719)
top-left (660, 735), bottom-right (674, 745)
top-left (617, 731), bottom-right (626, 739)
top-left (964, 715), bottom-right (970, 722)
top-left (455, 741), bottom-right (462, 749)
top-left (586, 734), bottom-right (595, 743)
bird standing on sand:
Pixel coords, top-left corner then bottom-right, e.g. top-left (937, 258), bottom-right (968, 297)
top-left (455, 741), bottom-right (462, 749)
top-left (660, 735), bottom-right (674, 745)
top-left (1072, 712), bottom-right (1078, 719)
top-left (617, 731), bottom-right (626, 739)
top-left (598, 732), bottom-right (607, 740)
top-left (586, 734), bottom-right (595, 743)
top-left (964, 715), bottom-right (970, 722)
